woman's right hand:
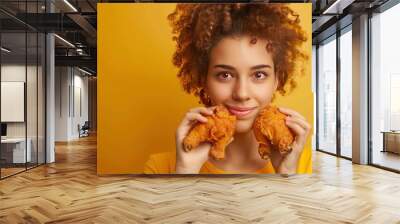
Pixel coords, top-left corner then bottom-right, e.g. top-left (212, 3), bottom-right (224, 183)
top-left (175, 107), bottom-right (215, 174)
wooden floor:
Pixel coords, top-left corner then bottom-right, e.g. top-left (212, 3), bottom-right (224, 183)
top-left (1, 135), bottom-right (400, 223)
top-left (1, 167), bottom-right (26, 178)
top-left (1, 163), bottom-right (45, 178)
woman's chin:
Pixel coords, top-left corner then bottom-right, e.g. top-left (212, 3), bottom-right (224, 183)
top-left (234, 119), bottom-right (254, 134)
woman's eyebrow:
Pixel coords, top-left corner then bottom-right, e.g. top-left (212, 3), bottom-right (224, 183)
top-left (213, 64), bottom-right (272, 70)
top-left (251, 65), bottom-right (272, 70)
top-left (213, 64), bottom-right (236, 70)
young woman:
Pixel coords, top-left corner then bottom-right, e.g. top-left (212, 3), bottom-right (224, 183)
top-left (144, 3), bottom-right (310, 174)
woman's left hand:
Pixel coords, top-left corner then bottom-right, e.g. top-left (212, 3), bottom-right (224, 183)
top-left (275, 107), bottom-right (311, 175)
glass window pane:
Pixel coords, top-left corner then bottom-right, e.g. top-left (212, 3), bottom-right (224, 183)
top-left (1, 1), bottom-right (46, 179)
top-left (318, 36), bottom-right (337, 154)
top-left (340, 29), bottom-right (352, 158)
top-left (371, 3), bottom-right (400, 171)
top-left (38, 32), bottom-right (45, 165)
top-left (312, 45), bottom-right (317, 151)
top-left (1, 31), bottom-right (27, 177)
top-left (27, 31), bottom-right (38, 169)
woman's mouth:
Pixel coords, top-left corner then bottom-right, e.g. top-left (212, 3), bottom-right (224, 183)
top-left (226, 105), bottom-right (257, 118)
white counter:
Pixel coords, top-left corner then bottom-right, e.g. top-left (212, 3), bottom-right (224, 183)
top-left (1, 138), bottom-right (32, 163)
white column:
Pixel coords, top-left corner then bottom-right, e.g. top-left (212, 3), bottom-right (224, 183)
top-left (352, 14), bottom-right (369, 164)
top-left (45, 0), bottom-right (56, 163)
top-left (46, 32), bottom-right (55, 163)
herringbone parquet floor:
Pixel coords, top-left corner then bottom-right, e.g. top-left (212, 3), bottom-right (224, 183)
top-left (1, 134), bottom-right (400, 223)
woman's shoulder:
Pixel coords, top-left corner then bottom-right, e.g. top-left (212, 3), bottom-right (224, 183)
top-left (143, 151), bottom-right (176, 174)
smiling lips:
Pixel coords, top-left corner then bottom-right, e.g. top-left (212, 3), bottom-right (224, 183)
top-left (226, 105), bottom-right (257, 118)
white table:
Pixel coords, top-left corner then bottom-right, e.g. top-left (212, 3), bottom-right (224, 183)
top-left (1, 138), bottom-right (31, 163)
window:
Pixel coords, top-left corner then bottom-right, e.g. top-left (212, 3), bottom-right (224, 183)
top-left (0, 1), bottom-right (46, 179)
top-left (317, 36), bottom-right (337, 154)
top-left (339, 28), bottom-right (352, 158)
top-left (371, 3), bottom-right (400, 171)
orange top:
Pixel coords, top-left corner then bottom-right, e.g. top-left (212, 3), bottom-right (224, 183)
top-left (143, 151), bottom-right (276, 174)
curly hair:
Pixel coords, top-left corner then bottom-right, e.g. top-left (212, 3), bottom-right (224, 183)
top-left (168, 3), bottom-right (308, 105)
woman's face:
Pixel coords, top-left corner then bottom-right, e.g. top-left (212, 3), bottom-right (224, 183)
top-left (206, 35), bottom-right (278, 133)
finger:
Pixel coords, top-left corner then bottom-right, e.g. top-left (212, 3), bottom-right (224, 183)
top-left (177, 113), bottom-right (208, 142)
top-left (285, 120), bottom-right (307, 142)
top-left (186, 112), bottom-right (208, 123)
top-left (286, 116), bottom-right (311, 133)
top-left (180, 112), bottom-right (208, 129)
top-left (279, 107), bottom-right (305, 120)
top-left (278, 107), bottom-right (306, 120)
top-left (207, 106), bottom-right (217, 113)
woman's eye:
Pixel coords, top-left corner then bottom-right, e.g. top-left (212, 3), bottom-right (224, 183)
top-left (253, 72), bottom-right (268, 80)
top-left (217, 72), bottom-right (233, 80)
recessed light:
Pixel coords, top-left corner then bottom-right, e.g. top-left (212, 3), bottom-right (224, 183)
top-left (78, 67), bottom-right (93, 76)
top-left (54, 34), bottom-right (75, 48)
top-left (1, 47), bottom-right (11, 53)
top-left (63, 0), bottom-right (78, 12)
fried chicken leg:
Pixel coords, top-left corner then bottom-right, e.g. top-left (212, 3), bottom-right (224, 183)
top-left (253, 105), bottom-right (294, 160)
top-left (183, 105), bottom-right (236, 160)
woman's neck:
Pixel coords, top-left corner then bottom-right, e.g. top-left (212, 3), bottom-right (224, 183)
top-left (209, 131), bottom-right (266, 171)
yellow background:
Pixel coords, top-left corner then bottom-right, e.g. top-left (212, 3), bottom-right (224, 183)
top-left (97, 3), bottom-right (313, 174)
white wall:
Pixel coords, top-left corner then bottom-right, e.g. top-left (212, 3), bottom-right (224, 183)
top-left (55, 67), bottom-right (89, 141)
top-left (1, 82), bottom-right (25, 122)
top-left (72, 72), bottom-right (89, 138)
top-left (55, 66), bottom-right (69, 141)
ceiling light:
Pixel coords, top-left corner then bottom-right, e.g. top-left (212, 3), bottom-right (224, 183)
top-left (78, 67), bottom-right (93, 76)
top-left (1, 47), bottom-right (11, 53)
top-left (54, 34), bottom-right (75, 48)
top-left (322, 0), bottom-right (355, 15)
top-left (63, 0), bottom-right (78, 12)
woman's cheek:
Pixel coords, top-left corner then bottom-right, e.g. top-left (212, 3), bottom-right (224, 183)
top-left (209, 84), bottom-right (233, 103)
top-left (254, 84), bottom-right (275, 105)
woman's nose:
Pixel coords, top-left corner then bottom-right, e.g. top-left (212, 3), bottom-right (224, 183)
top-left (232, 79), bottom-right (250, 102)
